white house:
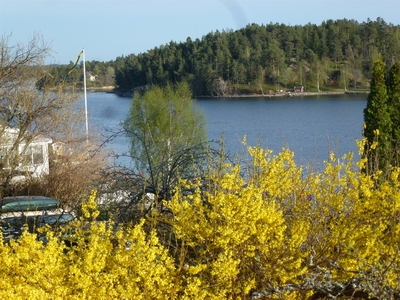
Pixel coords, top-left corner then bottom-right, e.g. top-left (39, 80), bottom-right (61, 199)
top-left (0, 127), bottom-right (53, 178)
top-left (87, 72), bottom-right (97, 82)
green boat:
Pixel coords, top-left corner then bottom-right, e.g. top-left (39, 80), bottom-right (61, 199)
top-left (0, 196), bottom-right (59, 212)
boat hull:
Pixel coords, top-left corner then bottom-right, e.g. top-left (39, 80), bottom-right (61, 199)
top-left (1, 197), bottom-right (59, 212)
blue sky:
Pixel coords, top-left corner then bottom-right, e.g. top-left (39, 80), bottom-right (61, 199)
top-left (1, 0), bottom-right (399, 64)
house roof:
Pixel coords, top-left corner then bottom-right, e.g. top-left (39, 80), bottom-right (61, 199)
top-left (1, 127), bottom-right (52, 145)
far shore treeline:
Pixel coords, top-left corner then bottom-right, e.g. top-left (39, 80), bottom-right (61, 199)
top-left (52, 18), bottom-right (400, 97)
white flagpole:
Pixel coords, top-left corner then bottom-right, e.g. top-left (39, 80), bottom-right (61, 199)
top-left (82, 48), bottom-right (89, 142)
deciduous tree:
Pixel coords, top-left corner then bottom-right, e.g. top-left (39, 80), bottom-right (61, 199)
top-left (124, 81), bottom-right (207, 204)
top-left (0, 34), bottom-right (106, 204)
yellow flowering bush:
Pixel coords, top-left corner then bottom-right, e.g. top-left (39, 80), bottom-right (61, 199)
top-left (166, 147), bottom-right (308, 299)
top-left (0, 191), bottom-right (179, 300)
top-left (1, 143), bottom-right (400, 299)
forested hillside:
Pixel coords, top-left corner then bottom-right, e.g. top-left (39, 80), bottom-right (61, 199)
top-left (67, 18), bottom-right (400, 96)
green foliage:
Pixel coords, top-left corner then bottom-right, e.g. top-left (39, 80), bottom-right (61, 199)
top-left (387, 60), bottom-right (400, 160)
top-left (124, 82), bottom-right (207, 200)
top-left (46, 18), bottom-right (400, 96)
top-left (112, 18), bottom-right (400, 95)
top-left (364, 56), bottom-right (400, 174)
top-left (363, 56), bottom-right (393, 173)
top-left (48, 59), bottom-right (116, 90)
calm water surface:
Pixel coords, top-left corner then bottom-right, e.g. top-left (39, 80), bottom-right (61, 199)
top-left (85, 92), bottom-right (367, 168)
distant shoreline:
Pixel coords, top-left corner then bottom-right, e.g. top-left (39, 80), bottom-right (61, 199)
top-left (106, 88), bottom-right (369, 99)
top-left (196, 90), bottom-right (369, 99)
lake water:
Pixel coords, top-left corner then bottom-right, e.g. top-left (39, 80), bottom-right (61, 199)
top-left (84, 92), bottom-right (367, 169)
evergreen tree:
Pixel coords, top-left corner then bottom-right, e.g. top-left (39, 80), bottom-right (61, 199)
top-left (50, 18), bottom-right (400, 95)
top-left (363, 56), bottom-right (392, 173)
top-left (387, 60), bottom-right (400, 163)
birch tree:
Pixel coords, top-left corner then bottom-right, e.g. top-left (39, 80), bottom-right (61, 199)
top-left (124, 82), bottom-right (207, 204)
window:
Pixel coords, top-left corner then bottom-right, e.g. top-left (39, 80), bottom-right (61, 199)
top-left (32, 145), bottom-right (44, 165)
top-left (22, 145), bottom-right (44, 165)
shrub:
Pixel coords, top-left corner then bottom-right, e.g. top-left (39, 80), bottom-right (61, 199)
top-left (1, 144), bottom-right (400, 299)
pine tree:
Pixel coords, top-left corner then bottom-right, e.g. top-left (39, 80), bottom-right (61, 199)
top-left (387, 60), bottom-right (400, 164)
top-left (363, 56), bottom-right (392, 173)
